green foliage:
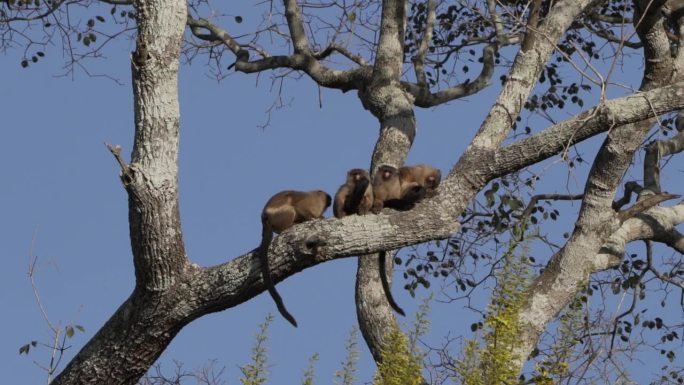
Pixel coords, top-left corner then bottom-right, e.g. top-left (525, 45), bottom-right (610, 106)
top-left (240, 314), bottom-right (273, 385)
top-left (456, 245), bottom-right (532, 385)
top-left (408, 294), bottom-right (432, 359)
top-left (301, 353), bottom-right (319, 385)
top-left (372, 323), bottom-right (423, 385)
top-left (335, 326), bottom-right (360, 385)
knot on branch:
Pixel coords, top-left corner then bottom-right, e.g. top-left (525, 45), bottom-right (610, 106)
top-left (303, 233), bottom-right (325, 253)
top-left (359, 83), bottom-right (415, 121)
top-left (106, 143), bottom-right (134, 186)
top-left (132, 35), bottom-right (150, 68)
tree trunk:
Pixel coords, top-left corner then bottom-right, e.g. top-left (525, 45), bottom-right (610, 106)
top-left (51, 0), bottom-right (188, 382)
top-left (354, 0), bottom-right (418, 363)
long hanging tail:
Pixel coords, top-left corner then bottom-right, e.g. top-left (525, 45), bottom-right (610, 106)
top-left (378, 251), bottom-right (406, 316)
top-left (259, 219), bottom-right (298, 327)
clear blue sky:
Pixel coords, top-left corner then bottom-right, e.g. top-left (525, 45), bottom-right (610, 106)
top-left (1, 3), bottom-right (679, 384)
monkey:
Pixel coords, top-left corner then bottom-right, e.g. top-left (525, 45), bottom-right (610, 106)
top-left (374, 165), bottom-right (439, 212)
top-left (259, 190), bottom-right (332, 327)
top-left (371, 165), bottom-right (403, 213)
top-left (368, 164), bottom-right (442, 316)
top-left (366, 165), bottom-right (408, 316)
top-left (334, 168), bottom-right (374, 218)
top-left (398, 164), bottom-right (441, 198)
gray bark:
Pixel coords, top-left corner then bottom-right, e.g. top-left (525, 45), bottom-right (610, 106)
top-left (356, 0), bottom-right (415, 362)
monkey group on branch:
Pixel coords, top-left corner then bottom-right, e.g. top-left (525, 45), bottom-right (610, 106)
top-left (258, 164), bottom-right (441, 327)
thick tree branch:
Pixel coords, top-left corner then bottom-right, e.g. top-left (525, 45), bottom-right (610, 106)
top-left (283, 0), bottom-right (310, 54)
top-left (491, 81), bottom-right (684, 177)
top-left (190, 204), bottom-right (457, 319)
top-left (596, 202), bottom-right (684, 268)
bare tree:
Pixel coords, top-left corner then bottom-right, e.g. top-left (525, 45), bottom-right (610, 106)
top-left (5, 0), bottom-right (684, 383)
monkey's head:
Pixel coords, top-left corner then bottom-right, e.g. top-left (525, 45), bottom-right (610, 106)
top-left (425, 170), bottom-right (442, 190)
top-left (347, 168), bottom-right (370, 183)
top-left (377, 165), bottom-right (398, 181)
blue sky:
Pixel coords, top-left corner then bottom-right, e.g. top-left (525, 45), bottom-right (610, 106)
top-left (1, 3), bottom-right (681, 384)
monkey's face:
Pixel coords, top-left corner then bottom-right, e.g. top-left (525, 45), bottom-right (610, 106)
top-left (379, 167), bottom-right (397, 180)
top-left (426, 175), bottom-right (439, 190)
top-left (348, 169), bottom-right (369, 183)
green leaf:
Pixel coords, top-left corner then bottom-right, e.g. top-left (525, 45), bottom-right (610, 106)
top-left (19, 344), bottom-right (30, 354)
top-left (75, 325), bottom-right (85, 332)
top-left (66, 325), bottom-right (74, 338)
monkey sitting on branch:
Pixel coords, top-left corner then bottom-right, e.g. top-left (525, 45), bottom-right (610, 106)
top-left (334, 168), bottom-right (374, 218)
top-left (369, 164), bottom-right (442, 316)
top-left (259, 190), bottom-right (332, 327)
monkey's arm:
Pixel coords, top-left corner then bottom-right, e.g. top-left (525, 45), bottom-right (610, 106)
top-left (344, 178), bottom-right (370, 215)
top-left (384, 185), bottom-right (426, 210)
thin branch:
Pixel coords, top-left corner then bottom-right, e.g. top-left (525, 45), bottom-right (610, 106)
top-left (617, 192), bottom-right (681, 222)
top-left (412, 0), bottom-right (436, 90)
top-left (520, 193), bottom-right (584, 218)
top-left (408, 43), bottom-right (497, 107)
top-left (608, 241), bottom-right (650, 358)
top-left (312, 43), bottom-right (367, 66)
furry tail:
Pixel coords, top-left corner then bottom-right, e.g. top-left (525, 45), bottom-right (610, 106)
top-left (260, 220), bottom-right (298, 327)
top-left (379, 251), bottom-right (406, 316)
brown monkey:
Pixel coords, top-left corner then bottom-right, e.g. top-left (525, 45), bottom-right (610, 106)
top-left (370, 165), bottom-right (402, 213)
top-left (334, 169), bottom-right (374, 218)
top-left (368, 164), bottom-right (441, 316)
top-left (374, 165), bottom-right (434, 212)
top-left (260, 190), bottom-right (332, 327)
top-left (367, 165), bottom-right (407, 316)
top-left (398, 164), bottom-right (441, 197)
